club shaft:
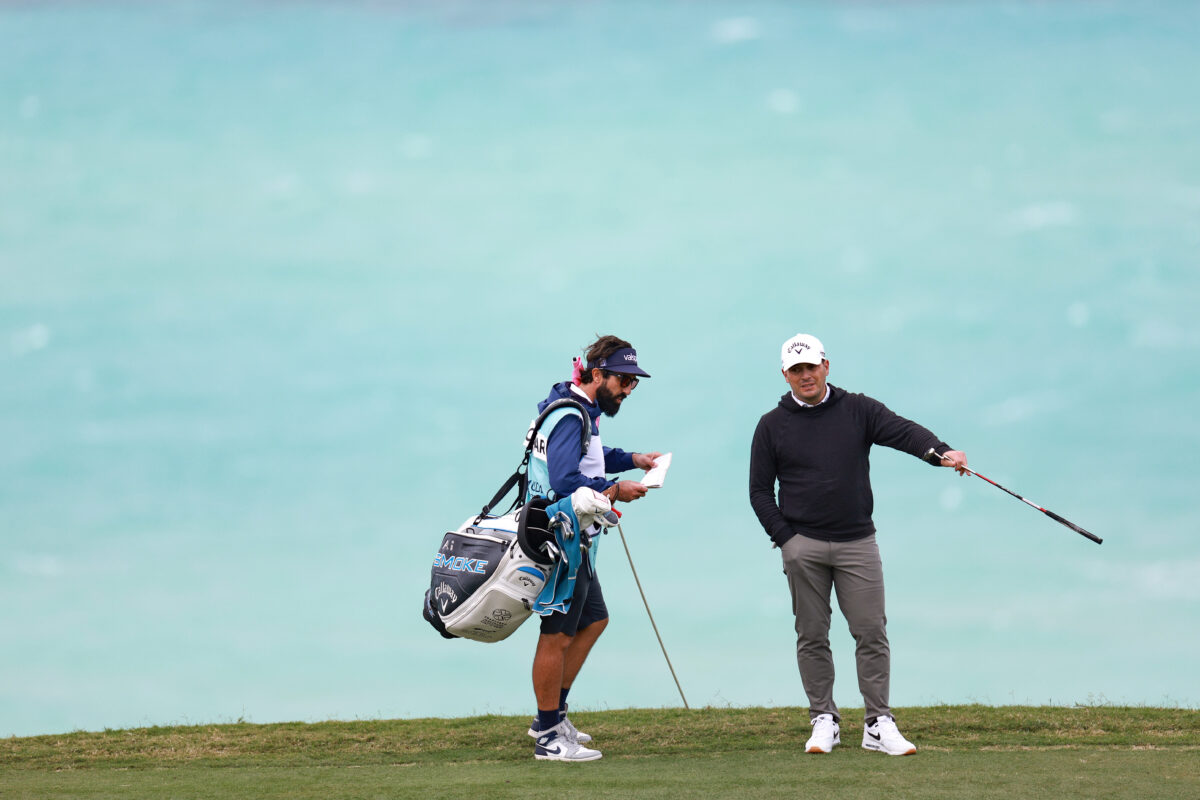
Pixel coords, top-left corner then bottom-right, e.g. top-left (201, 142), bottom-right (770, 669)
top-left (942, 456), bottom-right (1102, 545)
top-left (616, 521), bottom-right (690, 709)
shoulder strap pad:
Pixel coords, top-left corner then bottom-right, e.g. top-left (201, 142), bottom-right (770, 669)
top-left (526, 398), bottom-right (591, 455)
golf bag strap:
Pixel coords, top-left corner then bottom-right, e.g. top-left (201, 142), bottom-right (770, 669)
top-left (476, 399), bottom-right (591, 522)
top-left (478, 470), bottom-right (526, 522)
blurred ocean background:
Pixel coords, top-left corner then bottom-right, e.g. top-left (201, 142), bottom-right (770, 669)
top-left (3, 1), bottom-right (1198, 737)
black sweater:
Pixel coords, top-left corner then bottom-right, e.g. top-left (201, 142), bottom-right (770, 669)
top-left (749, 385), bottom-right (950, 545)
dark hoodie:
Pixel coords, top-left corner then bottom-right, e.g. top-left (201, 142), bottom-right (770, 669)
top-left (749, 385), bottom-right (950, 545)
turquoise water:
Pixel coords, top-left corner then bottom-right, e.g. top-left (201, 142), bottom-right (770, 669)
top-left (3, 1), bottom-right (1198, 737)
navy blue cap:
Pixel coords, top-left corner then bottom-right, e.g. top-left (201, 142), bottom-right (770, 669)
top-left (591, 347), bottom-right (651, 378)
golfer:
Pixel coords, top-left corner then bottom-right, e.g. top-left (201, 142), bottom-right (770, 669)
top-left (748, 333), bottom-right (968, 756)
top-left (526, 335), bottom-right (660, 762)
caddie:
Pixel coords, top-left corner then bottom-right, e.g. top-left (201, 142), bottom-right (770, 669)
top-left (525, 334), bottom-right (660, 762)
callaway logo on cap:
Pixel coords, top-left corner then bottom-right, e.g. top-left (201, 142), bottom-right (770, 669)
top-left (781, 333), bottom-right (826, 370)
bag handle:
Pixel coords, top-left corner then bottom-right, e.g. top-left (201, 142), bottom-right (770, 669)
top-left (475, 399), bottom-right (591, 523)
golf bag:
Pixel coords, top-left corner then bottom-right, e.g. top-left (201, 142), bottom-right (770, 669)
top-left (422, 500), bottom-right (559, 642)
top-left (421, 399), bottom-right (591, 642)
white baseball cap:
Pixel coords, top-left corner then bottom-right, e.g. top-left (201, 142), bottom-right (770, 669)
top-left (781, 333), bottom-right (826, 370)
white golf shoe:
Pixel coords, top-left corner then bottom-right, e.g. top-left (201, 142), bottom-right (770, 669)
top-left (805, 713), bottom-right (840, 753)
top-left (862, 715), bottom-right (916, 755)
top-left (534, 721), bottom-right (602, 762)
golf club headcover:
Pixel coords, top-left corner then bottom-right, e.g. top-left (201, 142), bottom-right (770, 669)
top-left (570, 486), bottom-right (617, 529)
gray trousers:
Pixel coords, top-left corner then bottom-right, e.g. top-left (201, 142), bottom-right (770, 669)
top-left (781, 533), bottom-right (890, 723)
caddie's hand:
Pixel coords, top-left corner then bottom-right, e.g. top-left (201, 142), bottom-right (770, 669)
top-left (940, 450), bottom-right (969, 476)
top-left (632, 451), bottom-right (662, 471)
top-left (613, 480), bottom-right (648, 502)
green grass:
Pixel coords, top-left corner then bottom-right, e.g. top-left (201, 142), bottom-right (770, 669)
top-left (3, 706), bottom-right (1198, 799)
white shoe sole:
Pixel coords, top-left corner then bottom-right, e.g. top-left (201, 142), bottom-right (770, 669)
top-left (534, 751), bottom-right (603, 762)
top-left (862, 740), bottom-right (916, 756)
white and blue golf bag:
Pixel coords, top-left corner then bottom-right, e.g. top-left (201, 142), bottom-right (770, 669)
top-left (422, 399), bottom-right (603, 643)
top-left (422, 500), bottom-right (558, 643)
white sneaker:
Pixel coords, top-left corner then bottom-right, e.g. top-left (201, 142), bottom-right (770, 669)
top-left (862, 715), bottom-right (916, 755)
top-left (805, 713), bottom-right (840, 753)
top-left (534, 721), bottom-right (603, 762)
top-left (527, 704), bottom-right (593, 744)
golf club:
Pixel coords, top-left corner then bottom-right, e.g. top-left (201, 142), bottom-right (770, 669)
top-left (933, 450), bottom-right (1102, 545)
top-left (613, 514), bottom-right (690, 708)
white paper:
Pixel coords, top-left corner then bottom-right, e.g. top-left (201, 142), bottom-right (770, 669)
top-left (641, 452), bottom-right (673, 488)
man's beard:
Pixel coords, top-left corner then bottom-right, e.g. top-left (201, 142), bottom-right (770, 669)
top-left (596, 384), bottom-right (623, 417)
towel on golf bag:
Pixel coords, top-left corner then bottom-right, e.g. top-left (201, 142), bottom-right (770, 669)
top-left (530, 499), bottom-right (585, 616)
top-left (532, 487), bottom-right (619, 616)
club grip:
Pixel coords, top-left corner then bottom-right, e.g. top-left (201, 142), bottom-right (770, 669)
top-left (1044, 509), bottom-right (1103, 545)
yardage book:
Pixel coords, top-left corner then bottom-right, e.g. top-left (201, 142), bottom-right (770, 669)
top-left (642, 452), bottom-right (673, 488)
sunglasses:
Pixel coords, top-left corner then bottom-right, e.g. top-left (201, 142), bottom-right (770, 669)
top-left (603, 370), bottom-right (639, 389)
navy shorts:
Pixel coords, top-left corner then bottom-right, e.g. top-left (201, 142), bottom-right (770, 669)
top-left (539, 563), bottom-right (608, 636)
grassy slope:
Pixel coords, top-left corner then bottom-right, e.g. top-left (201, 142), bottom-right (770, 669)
top-left (3, 706), bottom-right (1198, 800)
